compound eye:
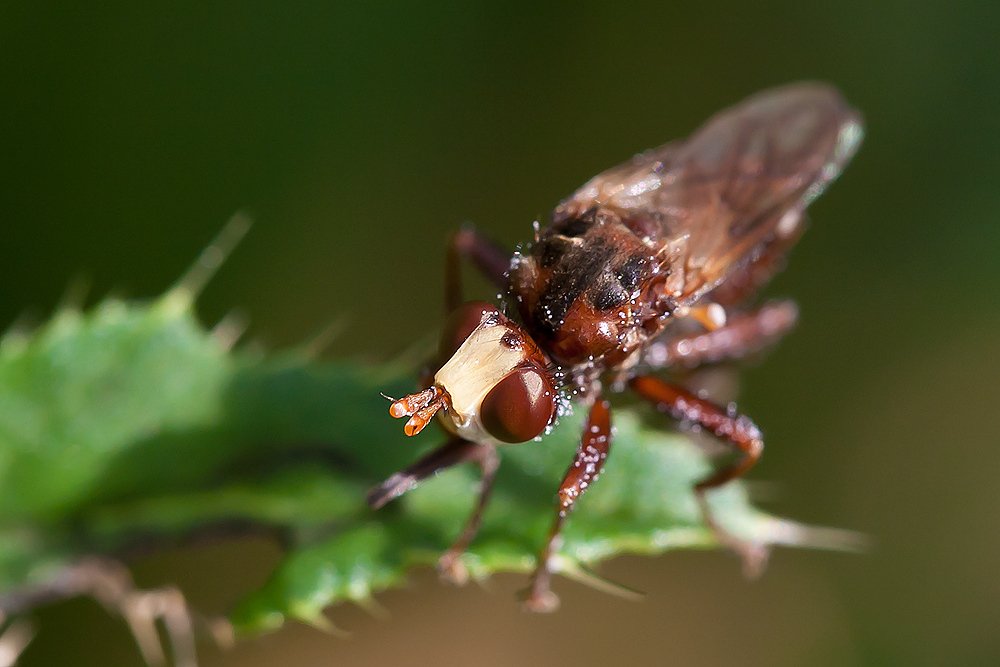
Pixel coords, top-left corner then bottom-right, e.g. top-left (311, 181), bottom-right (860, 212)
top-left (439, 301), bottom-right (500, 362)
top-left (481, 365), bottom-right (556, 443)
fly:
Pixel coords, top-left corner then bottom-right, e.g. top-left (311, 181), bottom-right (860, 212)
top-left (368, 83), bottom-right (863, 611)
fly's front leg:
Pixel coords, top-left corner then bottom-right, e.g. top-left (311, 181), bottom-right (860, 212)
top-left (525, 397), bottom-right (612, 613)
top-left (368, 436), bottom-right (500, 584)
top-left (644, 300), bottom-right (799, 371)
top-left (436, 443), bottom-right (501, 584)
top-left (445, 226), bottom-right (511, 313)
top-left (629, 375), bottom-right (768, 577)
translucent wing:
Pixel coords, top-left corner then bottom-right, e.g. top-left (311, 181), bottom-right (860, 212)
top-left (554, 82), bottom-right (863, 304)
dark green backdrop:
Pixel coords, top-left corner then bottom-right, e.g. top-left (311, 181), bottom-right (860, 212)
top-left (3, 2), bottom-right (998, 665)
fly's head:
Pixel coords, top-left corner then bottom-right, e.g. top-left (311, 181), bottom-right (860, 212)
top-left (389, 302), bottom-right (557, 445)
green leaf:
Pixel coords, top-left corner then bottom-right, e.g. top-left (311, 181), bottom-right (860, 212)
top-left (0, 240), bottom-right (856, 645)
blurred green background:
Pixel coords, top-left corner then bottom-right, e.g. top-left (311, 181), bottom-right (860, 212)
top-left (2, 1), bottom-right (998, 665)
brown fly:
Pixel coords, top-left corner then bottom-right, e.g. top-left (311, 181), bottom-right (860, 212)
top-left (368, 83), bottom-right (863, 611)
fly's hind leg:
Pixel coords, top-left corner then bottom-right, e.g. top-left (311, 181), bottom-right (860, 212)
top-left (367, 436), bottom-right (500, 584)
top-left (445, 226), bottom-right (511, 313)
top-left (525, 397), bottom-right (613, 613)
top-left (644, 300), bottom-right (799, 371)
top-left (629, 375), bottom-right (768, 577)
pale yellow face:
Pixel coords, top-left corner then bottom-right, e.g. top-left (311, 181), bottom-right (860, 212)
top-left (433, 316), bottom-right (532, 446)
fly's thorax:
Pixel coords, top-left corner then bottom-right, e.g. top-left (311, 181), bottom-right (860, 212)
top-left (510, 208), bottom-right (666, 367)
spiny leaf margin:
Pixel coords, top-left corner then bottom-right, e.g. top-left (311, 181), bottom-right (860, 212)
top-left (0, 282), bottom-right (855, 641)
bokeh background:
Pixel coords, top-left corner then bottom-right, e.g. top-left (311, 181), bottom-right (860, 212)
top-left (3, 1), bottom-right (999, 665)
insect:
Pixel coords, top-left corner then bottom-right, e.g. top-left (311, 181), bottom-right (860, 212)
top-left (368, 83), bottom-right (863, 611)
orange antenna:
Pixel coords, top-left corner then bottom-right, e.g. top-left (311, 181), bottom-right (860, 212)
top-left (389, 386), bottom-right (451, 436)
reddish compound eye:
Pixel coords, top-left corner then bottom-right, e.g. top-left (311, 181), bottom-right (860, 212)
top-left (439, 301), bottom-right (499, 361)
top-left (481, 365), bottom-right (556, 443)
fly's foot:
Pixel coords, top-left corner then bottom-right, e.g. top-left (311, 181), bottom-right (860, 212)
top-left (436, 549), bottom-right (469, 586)
top-left (521, 585), bottom-right (560, 613)
top-left (520, 566), bottom-right (561, 613)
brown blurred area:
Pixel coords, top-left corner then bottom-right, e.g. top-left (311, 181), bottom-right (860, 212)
top-left (3, 1), bottom-right (1000, 665)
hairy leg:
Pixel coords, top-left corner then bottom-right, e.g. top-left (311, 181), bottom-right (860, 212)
top-left (524, 397), bottom-right (612, 612)
top-left (644, 300), bottom-right (798, 371)
top-left (367, 436), bottom-right (500, 583)
top-left (444, 226), bottom-right (511, 313)
top-left (629, 375), bottom-right (768, 576)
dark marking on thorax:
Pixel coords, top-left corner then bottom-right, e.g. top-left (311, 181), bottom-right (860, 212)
top-left (533, 235), bottom-right (616, 340)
